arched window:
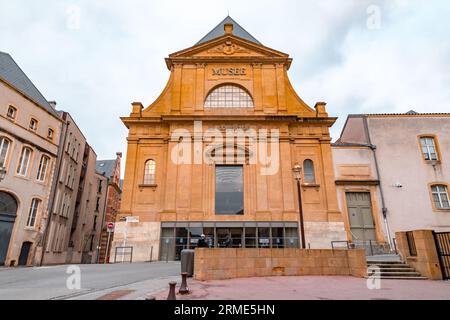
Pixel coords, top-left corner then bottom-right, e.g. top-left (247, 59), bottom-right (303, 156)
top-left (205, 84), bottom-right (254, 108)
top-left (17, 147), bottom-right (32, 176)
top-left (27, 198), bottom-right (41, 227)
top-left (303, 159), bottom-right (315, 184)
top-left (0, 137), bottom-right (11, 168)
top-left (144, 160), bottom-right (156, 185)
top-left (37, 155), bottom-right (50, 182)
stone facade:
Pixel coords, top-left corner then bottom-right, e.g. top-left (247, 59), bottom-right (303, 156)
top-left (114, 17), bottom-right (347, 262)
top-left (0, 53), bottom-right (63, 266)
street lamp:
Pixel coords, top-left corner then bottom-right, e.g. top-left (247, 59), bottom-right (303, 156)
top-left (0, 166), bottom-right (7, 182)
top-left (293, 165), bottom-right (306, 249)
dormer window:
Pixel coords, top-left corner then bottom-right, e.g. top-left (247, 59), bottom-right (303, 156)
top-left (205, 84), bottom-right (254, 108)
top-left (29, 118), bottom-right (38, 131)
top-left (7, 105), bottom-right (17, 119)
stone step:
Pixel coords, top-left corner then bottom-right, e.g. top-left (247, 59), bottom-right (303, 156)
top-left (365, 276), bottom-right (428, 280)
top-left (377, 268), bottom-right (416, 272)
top-left (368, 271), bottom-right (422, 277)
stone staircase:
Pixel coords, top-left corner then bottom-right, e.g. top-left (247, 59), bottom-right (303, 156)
top-left (366, 260), bottom-right (427, 280)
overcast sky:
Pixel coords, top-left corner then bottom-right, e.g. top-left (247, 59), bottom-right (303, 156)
top-left (1, 0), bottom-right (449, 175)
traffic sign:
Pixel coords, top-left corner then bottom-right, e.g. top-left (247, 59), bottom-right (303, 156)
top-left (107, 222), bottom-right (115, 232)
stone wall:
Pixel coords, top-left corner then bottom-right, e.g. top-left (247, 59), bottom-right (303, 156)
top-left (194, 248), bottom-right (367, 281)
top-left (110, 221), bottom-right (161, 263)
top-left (396, 230), bottom-right (443, 280)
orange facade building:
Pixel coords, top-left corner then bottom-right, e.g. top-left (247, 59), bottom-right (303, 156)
top-left (112, 17), bottom-right (347, 262)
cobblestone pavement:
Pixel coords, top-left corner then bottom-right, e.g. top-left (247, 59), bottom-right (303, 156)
top-left (150, 276), bottom-right (450, 300)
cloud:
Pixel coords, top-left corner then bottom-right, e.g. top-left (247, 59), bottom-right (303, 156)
top-left (1, 0), bottom-right (449, 174)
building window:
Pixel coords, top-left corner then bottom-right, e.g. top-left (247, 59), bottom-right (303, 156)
top-left (36, 155), bottom-right (50, 182)
top-left (303, 159), bottom-right (315, 184)
top-left (215, 165), bottom-right (244, 215)
top-left (143, 160), bottom-right (156, 185)
top-left (7, 105), bottom-right (17, 119)
top-left (29, 118), bottom-right (38, 131)
top-left (205, 85), bottom-right (254, 108)
top-left (27, 198), bottom-right (41, 227)
top-left (97, 179), bottom-right (102, 193)
top-left (0, 137), bottom-right (11, 168)
top-left (431, 185), bottom-right (450, 209)
top-left (95, 197), bottom-right (100, 212)
top-left (16, 147), bottom-right (32, 176)
top-left (47, 128), bottom-right (54, 140)
top-left (420, 137), bottom-right (439, 161)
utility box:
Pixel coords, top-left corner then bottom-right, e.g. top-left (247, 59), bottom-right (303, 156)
top-left (181, 249), bottom-right (195, 277)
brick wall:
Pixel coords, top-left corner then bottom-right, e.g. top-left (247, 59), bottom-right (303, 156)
top-left (194, 248), bottom-right (367, 281)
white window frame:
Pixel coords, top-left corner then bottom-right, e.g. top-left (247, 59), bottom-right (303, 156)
top-left (37, 155), bottom-right (50, 182)
top-left (431, 185), bottom-right (450, 209)
top-left (420, 137), bottom-right (439, 161)
top-left (17, 147), bottom-right (32, 176)
top-left (27, 198), bottom-right (41, 227)
top-left (0, 137), bottom-right (11, 168)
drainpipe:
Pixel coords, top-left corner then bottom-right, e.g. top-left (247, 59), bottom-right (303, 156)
top-left (37, 113), bottom-right (70, 266)
top-left (362, 116), bottom-right (393, 250)
top-left (98, 176), bottom-right (110, 264)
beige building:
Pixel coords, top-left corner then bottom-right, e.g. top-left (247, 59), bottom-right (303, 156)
top-left (333, 112), bottom-right (450, 249)
top-left (0, 51), bottom-right (63, 266)
top-left (40, 111), bottom-right (108, 265)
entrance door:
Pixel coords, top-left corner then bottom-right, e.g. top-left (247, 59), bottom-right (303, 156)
top-left (18, 242), bottom-right (32, 266)
top-left (0, 192), bottom-right (17, 265)
top-left (346, 192), bottom-right (376, 242)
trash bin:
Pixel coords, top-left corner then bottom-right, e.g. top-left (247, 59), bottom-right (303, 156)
top-left (181, 249), bottom-right (195, 277)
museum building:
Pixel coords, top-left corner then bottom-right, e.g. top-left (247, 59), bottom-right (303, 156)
top-left (112, 17), bottom-right (347, 262)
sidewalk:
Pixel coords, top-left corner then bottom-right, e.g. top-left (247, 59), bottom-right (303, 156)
top-left (147, 276), bottom-right (450, 300)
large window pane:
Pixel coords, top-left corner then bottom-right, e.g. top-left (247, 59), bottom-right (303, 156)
top-left (245, 227), bottom-right (257, 248)
top-left (271, 227), bottom-right (284, 248)
top-left (258, 227), bottom-right (270, 248)
top-left (215, 166), bottom-right (244, 215)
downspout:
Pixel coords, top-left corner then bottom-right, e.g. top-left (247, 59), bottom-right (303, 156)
top-left (37, 114), bottom-right (70, 266)
top-left (362, 116), bottom-right (393, 249)
top-left (97, 175), bottom-right (110, 263)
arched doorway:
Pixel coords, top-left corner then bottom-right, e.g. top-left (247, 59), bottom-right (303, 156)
top-left (0, 191), bottom-right (18, 265)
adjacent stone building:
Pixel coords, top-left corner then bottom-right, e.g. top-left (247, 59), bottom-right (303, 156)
top-left (96, 153), bottom-right (122, 263)
top-left (333, 112), bottom-right (450, 248)
top-left (0, 51), bottom-right (63, 266)
top-left (114, 17), bottom-right (347, 262)
top-left (39, 110), bottom-right (109, 265)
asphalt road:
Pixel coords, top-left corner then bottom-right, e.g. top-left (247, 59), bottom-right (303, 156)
top-left (0, 262), bottom-right (181, 300)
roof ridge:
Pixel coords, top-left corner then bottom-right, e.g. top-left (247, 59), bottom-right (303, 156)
top-left (195, 16), bottom-right (261, 46)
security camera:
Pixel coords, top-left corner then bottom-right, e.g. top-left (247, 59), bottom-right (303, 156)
top-left (393, 183), bottom-right (403, 188)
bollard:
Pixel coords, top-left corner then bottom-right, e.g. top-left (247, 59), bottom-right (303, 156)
top-left (179, 272), bottom-right (190, 295)
top-left (167, 281), bottom-right (177, 300)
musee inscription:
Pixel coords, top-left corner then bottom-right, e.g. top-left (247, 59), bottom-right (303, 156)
top-left (212, 67), bottom-right (247, 76)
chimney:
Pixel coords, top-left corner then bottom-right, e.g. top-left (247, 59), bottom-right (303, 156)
top-left (48, 101), bottom-right (57, 109)
top-left (224, 23), bottom-right (234, 35)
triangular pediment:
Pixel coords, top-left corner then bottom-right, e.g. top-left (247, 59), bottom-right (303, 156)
top-left (169, 35), bottom-right (289, 59)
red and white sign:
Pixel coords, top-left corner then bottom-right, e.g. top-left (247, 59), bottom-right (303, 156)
top-left (107, 222), bottom-right (115, 232)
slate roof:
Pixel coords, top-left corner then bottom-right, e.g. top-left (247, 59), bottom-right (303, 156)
top-left (96, 160), bottom-right (116, 179)
top-left (0, 51), bottom-right (59, 118)
top-left (196, 16), bottom-right (262, 46)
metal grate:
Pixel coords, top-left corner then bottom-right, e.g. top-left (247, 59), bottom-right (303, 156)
top-left (205, 85), bottom-right (254, 108)
top-left (434, 232), bottom-right (450, 280)
top-left (406, 231), bottom-right (417, 257)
